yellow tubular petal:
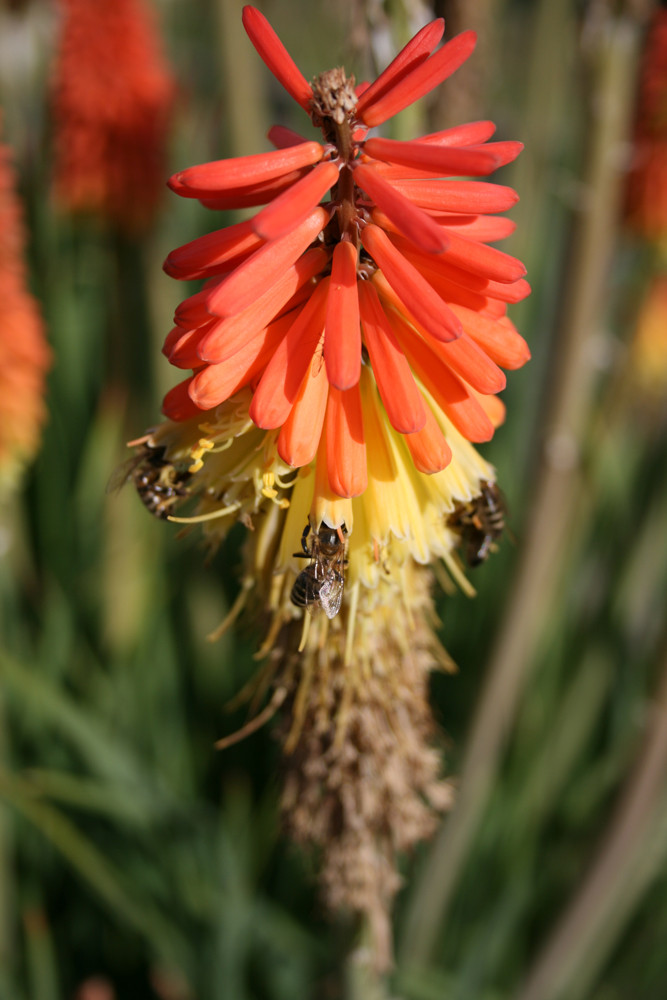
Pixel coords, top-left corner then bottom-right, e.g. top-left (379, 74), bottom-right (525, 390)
top-left (345, 498), bottom-right (380, 590)
top-left (358, 366), bottom-right (409, 544)
top-left (378, 426), bottom-right (435, 565)
top-left (415, 384), bottom-right (496, 505)
top-left (358, 367), bottom-right (433, 564)
top-left (276, 466), bottom-right (316, 573)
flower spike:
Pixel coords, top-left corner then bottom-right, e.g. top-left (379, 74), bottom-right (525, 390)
top-left (127, 9), bottom-right (533, 969)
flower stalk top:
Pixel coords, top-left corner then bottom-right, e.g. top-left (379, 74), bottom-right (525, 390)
top-left (161, 6), bottom-right (530, 501)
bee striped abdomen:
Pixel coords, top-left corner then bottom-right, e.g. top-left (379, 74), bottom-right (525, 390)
top-left (447, 481), bottom-right (507, 567)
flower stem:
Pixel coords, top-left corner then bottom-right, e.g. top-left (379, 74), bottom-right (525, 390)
top-left (336, 165), bottom-right (358, 242)
top-left (344, 914), bottom-right (392, 1000)
top-left (0, 508), bottom-right (17, 985)
top-left (517, 640), bottom-right (667, 1000)
top-left (0, 689), bottom-right (14, 984)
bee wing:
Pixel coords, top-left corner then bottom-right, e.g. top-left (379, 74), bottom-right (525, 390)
top-left (318, 544), bottom-right (346, 619)
top-left (106, 456), bottom-right (137, 494)
top-left (318, 573), bottom-right (344, 619)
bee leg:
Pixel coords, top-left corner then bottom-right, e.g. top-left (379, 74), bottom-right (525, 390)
top-left (292, 522), bottom-right (313, 560)
top-left (475, 534), bottom-right (494, 564)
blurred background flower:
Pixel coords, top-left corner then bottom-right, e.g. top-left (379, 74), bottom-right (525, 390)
top-left (624, 6), bottom-right (667, 244)
top-left (50, 0), bottom-right (176, 234)
top-left (0, 0), bottom-right (666, 998)
top-left (0, 117), bottom-right (50, 493)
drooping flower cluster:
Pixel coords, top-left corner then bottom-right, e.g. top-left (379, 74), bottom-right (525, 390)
top-left (128, 7), bottom-right (530, 967)
top-left (0, 120), bottom-right (50, 489)
top-left (162, 6), bottom-right (530, 502)
top-left (624, 8), bottom-right (667, 243)
top-left (50, 0), bottom-right (175, 235)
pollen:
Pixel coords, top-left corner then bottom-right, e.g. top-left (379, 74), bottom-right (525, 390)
top-left (187, 436), bottom-right (216, 472)
top-left (261, 471), bottom-right (279, 499)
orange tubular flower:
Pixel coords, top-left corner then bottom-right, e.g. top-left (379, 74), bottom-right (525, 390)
top-left (0, 127), bottom-right (51, 489)
top-left (162, 5), bottom-right (530, 499)
top-left (51, 0), bottom-right (175, 235)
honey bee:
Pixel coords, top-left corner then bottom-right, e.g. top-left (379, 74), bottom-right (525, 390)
top-left (108, 444), bottom-right (191, 520)
top-left (290, 521), bottom-right (348, 619)
top-left (447, 480), bottom-right (506, 567)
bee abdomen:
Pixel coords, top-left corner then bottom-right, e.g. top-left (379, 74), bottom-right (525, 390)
top-left (290, 566), bottom-right (321, 609)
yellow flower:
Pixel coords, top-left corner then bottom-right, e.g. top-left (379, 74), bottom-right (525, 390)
top-left (142, 363), bottom-right (497, 645)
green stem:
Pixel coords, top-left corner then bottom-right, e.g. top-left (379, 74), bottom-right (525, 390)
top-left (0, 686), bottom-right (14, 981)
top-left (344, 914), bottom-right (392, 1000)
top-left (517, 641), bottom-right (667, 1000)
top-left (0, 501), bottom-right (19, 983)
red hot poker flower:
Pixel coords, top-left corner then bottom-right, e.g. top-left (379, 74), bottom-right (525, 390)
top-left (162, 6), bottom-right (530, 499)
top-left (51, 0), bottom-right (175, 235)
top-left (0, 128), bottom-right (51, 488)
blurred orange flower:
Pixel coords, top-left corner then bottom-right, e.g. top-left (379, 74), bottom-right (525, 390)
top-left (161, 6), bottom-right (530, 499)
top-left (50, 0), bottom-right (175, 235)
top-left (0, 128), bottom-right (50, 487)
top-left (624, 8), bottom-right (667, 242)
top-left (629, 274), bottom-right (667, 406)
